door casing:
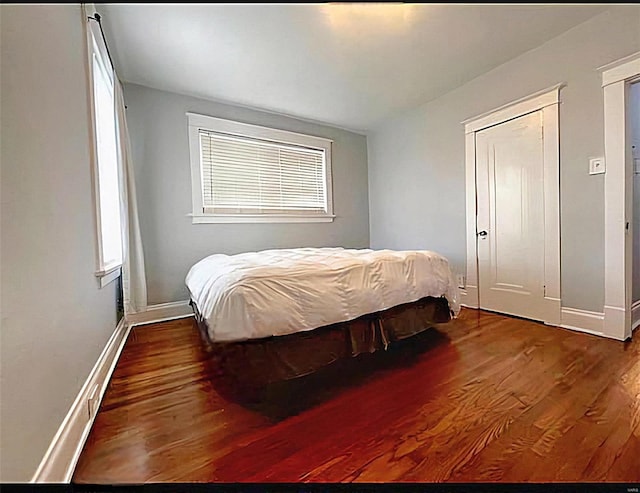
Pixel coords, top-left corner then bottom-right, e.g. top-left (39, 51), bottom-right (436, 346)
top-left (601, 52), bottom-right (640, 341)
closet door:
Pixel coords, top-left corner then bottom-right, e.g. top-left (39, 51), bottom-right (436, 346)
top-left (476, 110), bottom-right (547, 321)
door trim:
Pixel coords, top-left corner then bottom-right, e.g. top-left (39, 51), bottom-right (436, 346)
top-left (462, 85), bottom-right (563, 326)
top-left (601, 51), bottom-right (640, 341)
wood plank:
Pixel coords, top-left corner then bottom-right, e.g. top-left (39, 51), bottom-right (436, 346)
top-left (72, 309), bottom-right (640, 483)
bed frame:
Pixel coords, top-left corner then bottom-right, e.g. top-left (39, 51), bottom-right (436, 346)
top-left (191, 296), bottom-right (452, 389)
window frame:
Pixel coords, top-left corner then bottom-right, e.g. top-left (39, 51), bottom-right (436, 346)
top-left (85, 10), bottom-right (124, 287)
top-left (187, 113), bottom-right (335, 224)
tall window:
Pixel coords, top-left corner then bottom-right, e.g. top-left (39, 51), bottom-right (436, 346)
top-left (88, 19), bottom-right (123, 286)
top-left (187, 113), bottom-right (334, 223)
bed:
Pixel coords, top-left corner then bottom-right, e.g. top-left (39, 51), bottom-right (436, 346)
top-left (186, 247), bottom-right (460, 387)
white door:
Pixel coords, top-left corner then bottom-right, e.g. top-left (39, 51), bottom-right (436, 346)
top-left (475, 110), bottom-right (547, 321)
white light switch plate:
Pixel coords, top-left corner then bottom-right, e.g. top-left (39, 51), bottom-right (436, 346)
top-left (589, 157), bottom-right (605, 175)
top-left (456, 274), bottom-right (465, 289)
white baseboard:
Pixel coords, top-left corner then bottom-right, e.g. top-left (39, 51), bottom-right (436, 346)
top-left (560, 307), bottom-right (606, 337)
top-left (632, 300), bottom-right (640, 331)
top-left (31, 317), bottom-right (132, 483)
top-left (126, 300), bottom-right (193, 326)
top-left (459, 302), bottom-right (478, 310)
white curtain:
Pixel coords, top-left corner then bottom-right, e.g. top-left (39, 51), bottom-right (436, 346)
top-left (115, 80), bottom-right (148, 314)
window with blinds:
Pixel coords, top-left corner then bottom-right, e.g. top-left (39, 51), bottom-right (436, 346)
top-left (200, 131), bottom-right (327, 215)
top-left (188, 113), bottom-right (334, 223)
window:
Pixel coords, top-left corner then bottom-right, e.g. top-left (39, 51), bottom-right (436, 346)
top-left (187, 113), bottom-right (334, 223)
top-left (87, 18), bottom-right (123, 286)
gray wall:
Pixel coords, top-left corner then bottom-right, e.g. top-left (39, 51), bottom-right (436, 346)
top-left (0, 4), bottom-right (119, 481)
top-left (632, 82), bottom-right (640, 304)
top-left (123, 83), bottom-right (370, 304)
top-left (368, 7), bottom-right (640, 312)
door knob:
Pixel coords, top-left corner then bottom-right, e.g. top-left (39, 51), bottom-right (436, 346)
top-left (478, 230), bottom-right (488, 237)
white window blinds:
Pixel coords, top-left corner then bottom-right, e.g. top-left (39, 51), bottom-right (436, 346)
top-left (199, 130), bottom-right (328, 215)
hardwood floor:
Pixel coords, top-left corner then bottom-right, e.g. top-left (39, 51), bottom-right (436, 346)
top-left (72, 308), bottom-right (640, 483)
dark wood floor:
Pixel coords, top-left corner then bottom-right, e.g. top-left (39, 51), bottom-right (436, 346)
top-left (73, 308), bottom-right (640, 483)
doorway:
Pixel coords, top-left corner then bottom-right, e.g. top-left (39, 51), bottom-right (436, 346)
top-left (462, 85), bottom-right (562, 326)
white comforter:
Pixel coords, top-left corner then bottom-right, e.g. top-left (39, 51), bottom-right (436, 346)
top-left (186, 247), bottom-right (460, 342)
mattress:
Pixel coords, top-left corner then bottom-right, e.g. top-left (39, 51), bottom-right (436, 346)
top-left (185, 247), bottom-right (460, 342)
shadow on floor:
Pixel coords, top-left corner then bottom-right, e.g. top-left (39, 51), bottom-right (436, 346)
top-left (206, 326), bottom-right (452, 421)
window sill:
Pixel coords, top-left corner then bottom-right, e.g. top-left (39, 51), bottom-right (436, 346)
top-left (95, 265), bottom-right (122, 288)
top-left (189, 214), bottom-right (336, 224)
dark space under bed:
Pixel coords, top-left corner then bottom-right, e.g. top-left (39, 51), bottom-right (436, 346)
top-left (190, 296), bottom-right (452, 387)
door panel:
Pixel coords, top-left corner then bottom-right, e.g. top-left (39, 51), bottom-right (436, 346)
top-left (476, 111), bottom-right (546, 321)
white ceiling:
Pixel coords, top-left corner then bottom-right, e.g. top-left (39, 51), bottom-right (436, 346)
top-left (99, 3), bottom-right (606, 133)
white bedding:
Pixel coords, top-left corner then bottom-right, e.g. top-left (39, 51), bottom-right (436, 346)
top-left (186, 247), bottom-right (460, 342)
